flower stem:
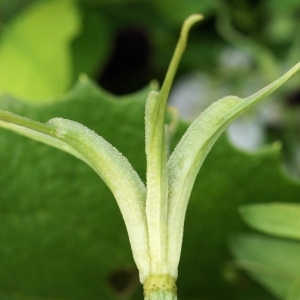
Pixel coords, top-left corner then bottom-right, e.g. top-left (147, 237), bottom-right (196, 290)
top-left (143, 274), bottom-right (177, 300)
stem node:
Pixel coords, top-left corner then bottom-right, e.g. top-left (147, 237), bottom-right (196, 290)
top-left (143, 274), bottom-right (177, 300)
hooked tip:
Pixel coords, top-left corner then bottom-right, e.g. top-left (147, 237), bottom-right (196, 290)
top-left (180, 14), bottom-right (204, 44)
top-left (182, 14), bottom-right (204, 29)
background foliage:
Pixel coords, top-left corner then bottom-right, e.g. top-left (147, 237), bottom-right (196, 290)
top-left (0, 0), bottom-right (300, 299)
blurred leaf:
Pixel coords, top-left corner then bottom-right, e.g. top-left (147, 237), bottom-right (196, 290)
top-left (0, 0), bottom-right (36, 21)
top-left (240, 203), bottom-right (300, 240)
top-left (264, 13), bottom-right (296, 44)
top-left (0, 0), bottom-right (80, 102)
top-left (0, 79), bottom-right (150, 300)
top-left (71, 11), bottom-right (112, 80)
top-left (231, 234), bottom-right (300, 299)
top-left (152, 0), bottom-right (215, 25)
top-left (177, 134), bottom-right (300, 300)
top-left (287, 276), bottom-right (300, 300)
top-left (78, 0), bottom-right (142, 5)
top-left (265, 0), bottom-right (300, 14)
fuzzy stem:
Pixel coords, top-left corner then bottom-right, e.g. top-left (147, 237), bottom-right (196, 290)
top-left (143, 274), bottom-right (177, 300)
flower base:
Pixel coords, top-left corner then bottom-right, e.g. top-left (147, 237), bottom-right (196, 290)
top-left (143, 274), bottom-right (177, 300)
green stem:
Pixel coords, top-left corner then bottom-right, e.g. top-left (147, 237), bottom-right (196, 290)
top-left (143, 274), bottom-right (177, 300)
top-left (159, 14), bottom-right (203, 106)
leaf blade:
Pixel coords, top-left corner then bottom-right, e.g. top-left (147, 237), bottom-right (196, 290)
top-left (231, 234), bottom-right (300, 299)
top-left (0, 0), bottom-right (80, 101)
top-left (240, 203), bottom-right (300, 240)
top-left (0, 110), bottom-right (150, 280)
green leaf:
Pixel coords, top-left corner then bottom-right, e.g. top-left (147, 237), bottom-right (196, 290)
top-left (240, 203), bottom-right (300, 240)
top-left (288, 276), bottom-right (300, 300)
top-left (0, 80), bottom-right (152, 299)
top-left (0, 83), bottom-right (151, 282)
top-left (1, 79), bottom-right (300, 299)
top-left (231, 234), bottom-right (300, 299)
top-left (71, 11), bottom-right (112, 80)
top-left (0, 69), bottom-right (300, 300)
top-left (0, 0), bottom-right (80, 102)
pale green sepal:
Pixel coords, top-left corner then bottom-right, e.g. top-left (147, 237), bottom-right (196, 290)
top-left (48, 118), bottom-right (150, 280)
top-left (145, 90), bottom-right (169, 274)
top-left (166, 106), bottom-right (179, 138)
top-left (165, 107), bottom-right (179, 158)
top-left (0, 110), bottom-right (82, 160)
top-left (165, 125), bottom-right (171, 159)
top-left (145, 14), bottom-right (203, 274)
top-left (240, 203), bottom-right (300, 240)
top-left (0, 110), bottom-right (150, 281)
top-left (167, 62), bottom-right (300, 278)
